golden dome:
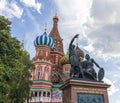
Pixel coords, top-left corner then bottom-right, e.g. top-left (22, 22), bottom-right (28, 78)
top-left (53, 15), bottom-right (59, 21)
top-left (60, 54), bottom-right (69, 66)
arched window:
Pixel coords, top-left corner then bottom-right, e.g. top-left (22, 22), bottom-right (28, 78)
top-left (35, 92), bottom-right (37, 97)
top-left (46, 51), bottom-right (48, 56)
top-left (40, 50), bottom-right (43, 55)
top-left (45, 72), bottom-right (48, 80)
top-left (47, 92), bottom-right (50, 97)
top-left (39, 91), bottom-right (41, 96)
top-left (43, 92), bottom-right (46, 96)
top-left (38, 72), bottom-right (40, 80)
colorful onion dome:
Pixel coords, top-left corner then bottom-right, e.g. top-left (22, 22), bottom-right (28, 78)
top-left (76, 45), bottom-right (84, 60)
top-left (60, 53), bottom-right (69, 66)
top-left (34, 31), bottom-right (54, 48)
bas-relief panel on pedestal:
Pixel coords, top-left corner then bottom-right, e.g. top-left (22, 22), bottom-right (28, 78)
top-left (77, 93), bottom-right (104, 103)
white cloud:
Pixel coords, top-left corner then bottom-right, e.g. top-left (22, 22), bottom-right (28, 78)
top-left (116, 100), bottom-right (120, 103)
top-left (91, 0), bottom-right (120, 25)
top-left (0, 0), bottom-right (42, 19)
top-left (25, 9), bottom-right (41, 33)
top-left (0, 0), bottom-right (23, 19)
top-left (85, 24), bottom-right (120, 59)
top-left (0, 0), bottom-right (6, 10)
top-left (104, 78), bottom-right (119, 96)
top-left (23, 9), bottom-right (41, 59)
top-left (53, 0), bottom-right (92, 53)
top-left (54, 0), bottom-right (92, 30)
top-left (20, 0), bottom-right (42, 13)
top-left (83, 0), bottom-right (120, 59)
top-left (54, 0), bottom-right (120, 60)
top-left (114, 61), bottom-right (120, 70)
top-left (24, 32), bottom-right (36, 58)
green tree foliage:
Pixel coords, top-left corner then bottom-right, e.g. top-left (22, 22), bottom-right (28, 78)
top-left (0, 16), bottom-right (33, 103)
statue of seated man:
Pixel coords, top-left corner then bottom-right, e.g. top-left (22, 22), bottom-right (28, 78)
top-left (82, 54), bottom-right (102, 81)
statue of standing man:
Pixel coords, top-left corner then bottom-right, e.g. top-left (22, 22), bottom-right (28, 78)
top-left (69, 34), bottom-right (83, 78)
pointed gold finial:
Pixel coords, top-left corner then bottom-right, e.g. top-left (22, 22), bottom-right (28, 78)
top-left (53, 13), bottom-right (59, 21)
top-left (44, 23), bottom-right (47, 32)
top-left (55, 13), bottom-right (57, 16)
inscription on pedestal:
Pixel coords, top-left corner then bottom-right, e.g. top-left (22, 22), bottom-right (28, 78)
top-left (77, 94), bottom-right (104, 103)
top-left (73, 87), bottom-right (106, 94)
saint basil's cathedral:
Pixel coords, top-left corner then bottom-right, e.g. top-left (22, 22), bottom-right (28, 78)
top-left (30, 15), bottom-right (84, 103)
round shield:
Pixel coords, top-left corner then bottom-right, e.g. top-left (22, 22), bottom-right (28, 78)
top-left (98, 68), bottom-right (104, 81)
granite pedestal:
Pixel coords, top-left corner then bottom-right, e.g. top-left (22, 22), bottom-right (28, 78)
top-left (60, 79), bottom-right (110, 103)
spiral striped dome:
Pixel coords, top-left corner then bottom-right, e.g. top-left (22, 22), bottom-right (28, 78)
top-left (34, 32), bottom-right (54, 48)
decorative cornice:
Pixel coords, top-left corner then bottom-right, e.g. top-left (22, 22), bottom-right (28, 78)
top-left (63, 71), bottom-right (70, 74)
top-left (60, 79), bottom-right (111, 90)
top-left (31, 88), bottom-right (51, 91)
top-left (50, 51), bottom-right (64, 56)
top-left (35, 45), bottom-right (50, 48)
top-left (52, 83), bottom-right (62, 88)
top-left (32, 59), bottom-right (52, 65)
top-left (33, 80), bottom-right (52, 85)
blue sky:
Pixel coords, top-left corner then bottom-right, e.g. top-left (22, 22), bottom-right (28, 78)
top-left (0, 0), bottom-right (120, 102)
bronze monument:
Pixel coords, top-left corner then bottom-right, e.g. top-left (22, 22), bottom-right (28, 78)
top-left (69, 34), bottom-right (104, 82)
top-left (60, 34), bottom-right (110, 103)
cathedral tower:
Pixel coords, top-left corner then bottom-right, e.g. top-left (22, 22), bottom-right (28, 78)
top-left (30, 16), bottom-right (65, 103)
top-left (31, 30), bottom-right (54, 100)
top-left (49, 15), bottom-right (64, 71)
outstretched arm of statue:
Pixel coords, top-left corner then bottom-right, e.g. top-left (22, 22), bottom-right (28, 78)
top-left (92, 59), bottom-right (102, 69)
top-left (69, 34), bottom-right (79, 47)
